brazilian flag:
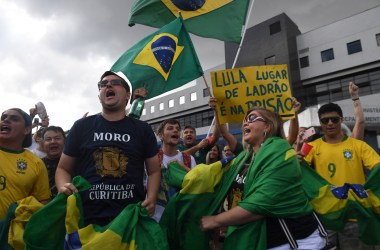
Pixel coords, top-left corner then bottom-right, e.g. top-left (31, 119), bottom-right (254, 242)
top-left (111, 16), bottom-right (203, 100)
top-left (129, 0), bottom-right (250, 43)
top-left (301, 162), bottom-right (380, 245)
top-left (160, 155), bottom-right (236, 250)
top-left (24, 176), bottom-right (169, 250)
top-left (0, 197), bottom-right (43, 250)
top-left (161, 137), bottom-right (313, 250)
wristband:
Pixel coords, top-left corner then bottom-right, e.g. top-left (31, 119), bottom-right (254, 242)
top-left (352, 98), bottom-right (359, 101)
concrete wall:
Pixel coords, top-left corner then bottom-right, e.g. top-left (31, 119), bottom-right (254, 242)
top-left (297, 6), bottom-right (380, 81)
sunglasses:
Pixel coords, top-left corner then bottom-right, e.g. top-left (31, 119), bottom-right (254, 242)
top-left (245, 114), bottom-right (266, 123)
top-left (98, 79), bottom-right (124, 89)
top-left (320, 116), bottom-right (341, 125)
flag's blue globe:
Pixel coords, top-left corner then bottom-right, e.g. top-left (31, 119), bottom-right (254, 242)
top-left (151, 36), bottom-right (176, 73)
top-left (171, 0), bottom-right (206, 11)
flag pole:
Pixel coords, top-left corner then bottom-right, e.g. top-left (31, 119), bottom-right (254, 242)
top-left (206, 0), bottom-right (255, 137)
top-left (216, 0), bottom-right (254, 136)
top-left (202, 75), bottom-right (216, 137)
top-left (232, 0), bottom-right (255, 69)
top-left (202, 75), bottom-right (214, 98)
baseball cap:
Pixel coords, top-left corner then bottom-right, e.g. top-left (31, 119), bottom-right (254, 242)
top-left (8, 108), bottom-right (33, 148)
top-left (100, 71), bottom-right (132, 93)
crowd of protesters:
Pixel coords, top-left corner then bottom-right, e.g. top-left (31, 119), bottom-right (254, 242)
top-left (1, 74), bottom-right (379, 250)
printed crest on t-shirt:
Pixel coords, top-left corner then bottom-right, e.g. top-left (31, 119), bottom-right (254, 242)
top-left (16, 159), bottom-right (28, 172)
top-left (93, 146), bottom-right (128, 177)
top-left (343, 149), bottom-right (353, 160)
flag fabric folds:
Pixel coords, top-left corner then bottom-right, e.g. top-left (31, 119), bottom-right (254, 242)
top-left (300, 162), bottom-right (380, 245)
top-left (111, 16), bottom-right (203, 100)
top-left (0, 202), bottom-right (17, 250)
top-left (0, 196), bottom-right (43, 250)
top-left (129, 0), bottom-right (250, 43)
top-left (24, 176), bottom-right (169, 250)
top-left (164, 160), bottom-right (188, 189)
top-left (160, 137), bottom-right (313, 250)
top-left (160, 155), bottom-right (236, 250)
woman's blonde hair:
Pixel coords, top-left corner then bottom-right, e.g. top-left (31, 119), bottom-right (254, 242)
top-left (243, 107), bottom-right (286, 141)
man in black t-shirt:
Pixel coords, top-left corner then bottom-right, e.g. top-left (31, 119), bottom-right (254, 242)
top-left (41, 126), bottom-right (65, 197)
top-left (55, 71), bottom-right (161, 226)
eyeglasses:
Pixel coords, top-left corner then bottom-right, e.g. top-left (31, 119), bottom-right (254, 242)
top-left (98, 79), bottom-right (124, 89)
top-left (245, 114), bottom-right (266, 123)
top-left (320, 116), bottom-right (341, 125)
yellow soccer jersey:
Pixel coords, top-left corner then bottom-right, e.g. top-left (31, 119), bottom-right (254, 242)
top-left (304, 136), bottom-right (380, 186)
top-left (0, 148), bottom-right (51, 219)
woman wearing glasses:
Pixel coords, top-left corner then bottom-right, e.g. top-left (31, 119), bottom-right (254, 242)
top-left (200, 107), bottom-right (326, 249)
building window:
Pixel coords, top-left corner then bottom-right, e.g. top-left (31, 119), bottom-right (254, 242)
top-left (203, 88), bottom-right (210, 97)
top-left (269, 21), bottom-right (281, 35)
top-left (150, 106), bottom-right (155, 113)
top-left (299, 56), bottom-right (309, 68)
top-left (159, 102), bottom-right (164, 110)
top-left (265, 55), bottom-right (276, 65)
top-left (191, 92), bottom-right (197, 101)
top-left (142, 109), bottom-right (146, 116)
top-left (321, 48), bottom-right (334, 62)
top-left (376, 33), bottom-right (380, 46)
top-left (179, 96), bottom-right (185, 105)
top-left (347, 40), bottom-right (362, 55)
top-left (168, 99), bottom-right (174, 108)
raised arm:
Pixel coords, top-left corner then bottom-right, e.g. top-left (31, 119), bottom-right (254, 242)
top-left (209, 98), bottom-right (221, 144)
top-left (209, 97), bottom-right (238, 152)
top-left (349, 82), bottom-right (364, 140)
top-left (287, 97), bottom-right (301, 145)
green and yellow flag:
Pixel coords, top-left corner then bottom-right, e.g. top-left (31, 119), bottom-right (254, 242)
top-left (160, 155), bottom-right (236, 250)
top-left (161, 137), bottom-right (312, 250)
top-left (129, 0), bottom-right (250, 43)
top-left (111, 16), bottom-right (203, 100)
top-left (301, 162), bottom-right (380, 245)
top-left (24, 176), bottom-right (169, 250)
top-left (0, 197), bottom-right (43, 250)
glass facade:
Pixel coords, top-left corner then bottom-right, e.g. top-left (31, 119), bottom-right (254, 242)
top-left (303, 67), bottom-right (380, 106)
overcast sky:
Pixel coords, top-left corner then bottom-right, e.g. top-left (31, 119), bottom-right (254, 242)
top-left (1, 0), bottom-right (379, 131)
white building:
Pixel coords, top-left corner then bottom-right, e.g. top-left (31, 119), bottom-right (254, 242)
top-left (142, 6), bottom-right (380, 151)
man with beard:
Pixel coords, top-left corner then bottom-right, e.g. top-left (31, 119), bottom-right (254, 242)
top-left (0, 108), bottom-right (51, 219)
top-left (41, 126), bottom-right (66, 197)
top-left (154, 119), bottom-right (196, 221)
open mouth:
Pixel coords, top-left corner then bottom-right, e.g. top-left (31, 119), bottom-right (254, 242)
top-left (49, 145), bottom-right (59, 151)
top-left (243, 128), bottom-right (251, 135)
top-left (171, 134), bottom-right (179, 139)
top-left (0, 125), bottom-right (11, 133)
top-left (106, 90), bottom-right (115, 97)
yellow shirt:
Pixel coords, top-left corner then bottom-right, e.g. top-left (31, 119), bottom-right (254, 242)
top-left (304, 136), bottom-right (380, 186)
top-left (0, 148), bottom-right (51, 219)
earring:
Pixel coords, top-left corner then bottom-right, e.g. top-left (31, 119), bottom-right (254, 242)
top-left (264, 131), bottom-right (267, 138)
